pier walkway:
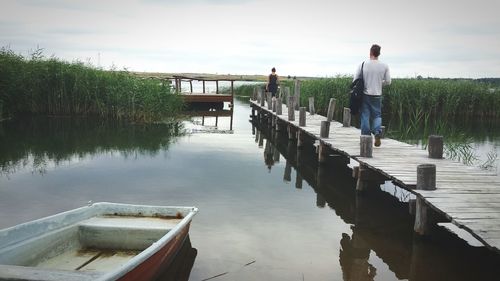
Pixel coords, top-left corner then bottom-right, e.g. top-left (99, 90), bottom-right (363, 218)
top-left (250, 95), bottom-right (500, 253)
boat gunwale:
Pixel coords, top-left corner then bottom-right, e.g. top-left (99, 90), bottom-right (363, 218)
top-left (0, 202), bottom-right (198, 281)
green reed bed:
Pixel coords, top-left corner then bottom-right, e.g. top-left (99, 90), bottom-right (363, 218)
top-left (0, 48), bottom-right (183, 122)
top-left (278, 77), bottom-right (499, 121)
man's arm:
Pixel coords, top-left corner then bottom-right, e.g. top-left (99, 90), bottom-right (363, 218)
top-left (383, 66), bottom-right (391, 86)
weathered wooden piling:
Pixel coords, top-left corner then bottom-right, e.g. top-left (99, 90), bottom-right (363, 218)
top-left (259, 89), bottom-right (265, 106)
top-left (297, 130), bottom-right (306, 148)
top-left (272, 97), bottom-right (276, 113)
top-left (327, 98), bottom-right (336, 122)
top-left (288, 125), bottom-right (296, 140)
top-left (266, 92), bottom-right (272, 110)
top-left (296, 173), bottom-right (303, 189)
top-left (360, 135), bottom-right (373, 158)
top-left (417, 164), bottom-right (436, 190)
top-left (428, 135), bottom-right (443, 159)
top-left (320, 121), bottom-right (330, 138)
top-left (414, 164), bottom-right (437, 235)
top-left (308, 97), bottom-right (315, 115)
top-left (283, 87), bottom-right (290, 103)
top-left (318, 142), bottom-right (328, 164)
top-left (294, 80), bottom-right (301, 110)
top-left (343, 107), bottom-right (351, 127)
top-left (288, 96), bottom-right (295, 121)
top-left (252, 87), bottom-right (257, 101)
top-left (283, 160), bottom-right (292, 182)
top-left (276, 98), bottom-right (282, 115)
top-left (299, 107), bottom-right (306, 127)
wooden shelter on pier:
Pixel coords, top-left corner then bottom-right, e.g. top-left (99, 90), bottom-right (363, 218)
top-left (173, 75), bottom-right (235, 130)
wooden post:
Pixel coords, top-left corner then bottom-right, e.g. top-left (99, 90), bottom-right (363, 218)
top-left (272, 97), bottom-right (277, 112)
top-left (343, 107), bottom-right (351, 127)
top-left (327, 98), bottom-right (336, 122)
top-left (189, 80), bottom-right (193, 93)
top-left (288, 125), bottom-right (296, 140)
top-left (266, 92), bottom-right (272, 110)
top-left (258, 131), bottom-right (264, 147)
top-left (178, 79), bottom-right (182, 93)
top-left (216, 80), bottom-right (219, 94)
top-left (428, 135), bottom-right (443, 159)
top-left (297, 130), bottom-right (305, 148)
top-left (294, 80), bottom-right (301, 110)
top-left (283, 160), bottom-right (292, 182)
top-left (360, 135), bottom-right (373, 157)
top-left (296, 173), bottom-right (303, 189)
top-left (299, 107), bottom-right (306, 127)
top-left (320, 121), bottom-right (330, 138)
top-left (260, 89), bottom-right (265, 106)
top-left (356, 165), bottom-right (369, 192)
top-left (414, 164), bottom-right (437, 235)
top-left (308, 97), bottom-right (315, 115)
top-left (276, 98), bottom-right (282, 115)
top-left (318, 142), bottom-right (327, 164)
top-left (288, 96), bottom-right (295, 121)
top-left (203, 81), bottom-right (206, 93)
top-left (416, 164), bottom-right (436, 190)
top-left (284, 87), bottom-right (290, 103)
top-left (215, 116), bottom-right (219, 127)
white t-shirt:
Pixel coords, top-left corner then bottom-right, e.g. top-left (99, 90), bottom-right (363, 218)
top-left (354, 59), bottom-right (391, 96)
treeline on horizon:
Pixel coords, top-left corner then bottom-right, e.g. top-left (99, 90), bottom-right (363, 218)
top-left (0, 48), bottom-right (183, 122)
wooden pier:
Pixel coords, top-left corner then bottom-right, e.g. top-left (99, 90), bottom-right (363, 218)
top-left (250, 89), bottom-right (500, 253)
top-left (173, 75), bottom-right (234, 130)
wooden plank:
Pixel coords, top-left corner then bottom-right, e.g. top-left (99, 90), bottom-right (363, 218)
top-left (251, 100), bottom-right (500, 251)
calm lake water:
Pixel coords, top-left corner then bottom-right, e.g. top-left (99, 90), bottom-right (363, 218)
top-left (1, 98), bottom-right (499, 281)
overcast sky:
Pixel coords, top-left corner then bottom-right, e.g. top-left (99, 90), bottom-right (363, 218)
top-left (1, 0), bottom-right (499, 78)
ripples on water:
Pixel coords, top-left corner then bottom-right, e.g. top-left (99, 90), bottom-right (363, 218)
top-left (0, 99), bottom-right (499, 280)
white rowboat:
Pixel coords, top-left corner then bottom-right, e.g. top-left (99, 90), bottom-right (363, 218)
top-left (0, 202), bottom-right (198, 281)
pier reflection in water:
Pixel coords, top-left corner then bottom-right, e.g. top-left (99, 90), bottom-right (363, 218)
top-left (252, 117), bottom-right (500, 281)
top-left (2, 98), bottom-right (500, 280)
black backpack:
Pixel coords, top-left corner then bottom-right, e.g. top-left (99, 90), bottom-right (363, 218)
top-left (349, 62), bottom-right (365, 115)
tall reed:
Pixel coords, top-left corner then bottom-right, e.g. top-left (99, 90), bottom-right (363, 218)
top-left (0, 48), bottom-right (183, 122)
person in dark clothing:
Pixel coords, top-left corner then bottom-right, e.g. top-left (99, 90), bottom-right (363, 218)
top-left (266, 67), bottom-right (280, 99)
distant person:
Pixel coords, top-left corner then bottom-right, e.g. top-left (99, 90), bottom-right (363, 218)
top-left (266, 67), bottom-right (280, 100)
top-left (353, 44), bottom-right (391, 147)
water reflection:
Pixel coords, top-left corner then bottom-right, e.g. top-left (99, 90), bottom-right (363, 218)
top-left (0, 117), bottom-right (183, 176)
top-left (155, 236), bottom-right (197, 281)
top-left (252, 117), bottom-right (500, 281)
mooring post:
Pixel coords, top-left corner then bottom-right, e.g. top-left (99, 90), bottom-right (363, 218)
top-left (266, 92), bottom-right (272, 110)
top-left (360, 135), bottom-right (373, 158)
top-left (276, 97), bottom-right (283, 115)
top-left (299, 107), bottom-right (306, 127)
top-left (428, 135), bottom-right (444, 159)
top-left (318, 142), bottom-right (328, 164)
top-left (259, 89), bottom-right (265, 107)
top-left (296, 173), bottom-right (303, 189)
top-left (414, 164), bottom-right (437, 235)
top-left (294, 80), bottom-right (301, 110)
top-left (327, 98), bottom-right (336, 122)
top-left (258, 131), bottom-right (264, 148)
top-left (284, 160), bottom-right (292, 182)
top-left (288, 96), bottom-right (295, 121)
top-left (343, 107), bottom-right (351, 127)
top-left (272, 97), bottom-right (277, 112)
top-left (320, 121), bottom-right (330, 138)
top-left (297, 130), bottom-right (307, 148)
top-left (283, 87), bottom-right (290, 103)
top-left (308, 97), bottom-right (315, 115)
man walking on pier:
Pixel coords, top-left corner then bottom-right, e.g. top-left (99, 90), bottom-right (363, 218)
top-left (354, 44), bottom-right (391, 147)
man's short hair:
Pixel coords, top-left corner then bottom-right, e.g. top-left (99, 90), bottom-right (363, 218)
top-left (370, 44), bottom-right (381, 57)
